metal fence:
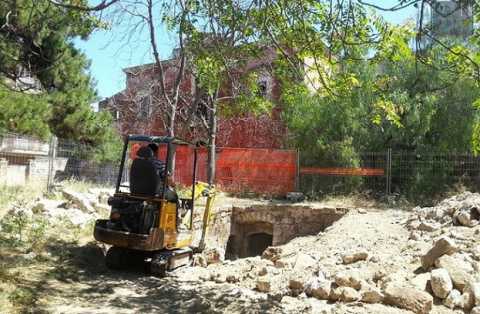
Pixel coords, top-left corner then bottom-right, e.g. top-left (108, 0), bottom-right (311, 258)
top-left (0, 133), bottom-right (122, 191)
top-left (2, 131), bottom-right (480, 200)
top-left (299, 151), bottom-right (388, 198)
top-left (299, 149), bottom-right (480, 200)
top-left (55, 138), bottom-right (122, 186)
top-left (389, 151), bottom-right (480, 197)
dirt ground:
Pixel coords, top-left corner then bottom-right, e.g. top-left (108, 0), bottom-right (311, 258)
top-left (1, 191), bottom-right (479, 314)
top-left (17, 210), bottom-right (445, 313)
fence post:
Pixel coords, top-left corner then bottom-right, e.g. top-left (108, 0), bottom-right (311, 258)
top-left (295, 149), bottom-right (300, 192)
top-left (46, 136), bottom-right (57, 192)
top-left (122, 150), bottom-right (129, 184)
top-left (386, 148), bottom-right (392, 196)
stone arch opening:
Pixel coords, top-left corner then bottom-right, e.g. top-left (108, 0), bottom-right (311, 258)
top-left (230, 221), bottom-right (273, 258)
top-left (225, 207), bottom-right (348, 260)
top-left (246, 232), bottom-right (272, 257)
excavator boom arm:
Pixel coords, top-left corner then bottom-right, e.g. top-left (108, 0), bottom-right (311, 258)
top-left (187, 182), bottom-right (215, 252)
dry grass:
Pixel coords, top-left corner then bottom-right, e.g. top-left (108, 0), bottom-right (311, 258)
top-left (315, 193), bottom-right (409, 209)
top-left (57, 179), bottom-right (111, 193)
top-left (0, 183), bottom-right (44, 219)
top-left (0, 180), bottom-right (111, 313)
top-left (312, 194), bottom-right (387, 209)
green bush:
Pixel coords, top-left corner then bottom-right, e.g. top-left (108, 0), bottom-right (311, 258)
top-left (0, 210), bottom-right (49, 252)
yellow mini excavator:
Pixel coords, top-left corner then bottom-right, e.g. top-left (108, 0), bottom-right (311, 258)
top-left (93, 135), bottom-right (215, 276)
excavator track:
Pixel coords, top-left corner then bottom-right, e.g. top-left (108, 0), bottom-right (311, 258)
top-left (149, 248), bottom-right (193, 277)
top-left (105, 246), bottom-right (145, 270)
top-left (105, 246), bottom-right (130, 270)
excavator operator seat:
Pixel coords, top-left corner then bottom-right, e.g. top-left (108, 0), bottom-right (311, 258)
top-left (130, 146), bottom-right (161, 196)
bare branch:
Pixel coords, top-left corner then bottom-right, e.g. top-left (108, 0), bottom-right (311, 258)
top-left (48, 0), bottom-right (121, 12)
top-left (357, 0), bottom-right (421, 12)
top-left (146, 0), bottom-right (171, 108)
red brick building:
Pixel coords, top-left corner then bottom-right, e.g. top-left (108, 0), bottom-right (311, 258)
top-left (99, 48), bottom-right (287, 148)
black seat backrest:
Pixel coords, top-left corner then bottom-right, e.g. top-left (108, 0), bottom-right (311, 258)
top-left (130, 159), bottom-right (160, 196)
top-left (130, 158), bottom-right (160, 196)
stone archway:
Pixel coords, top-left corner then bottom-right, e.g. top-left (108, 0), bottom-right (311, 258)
top-left (246, 232), bottom-right (273, 257)
top-left (230, 221), bottom-right (273, 258)
top-left (226, 206), bottom-right (348, 258)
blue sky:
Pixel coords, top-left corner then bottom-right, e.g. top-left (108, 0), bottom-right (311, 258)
top-left (74, 1), bottom-right (417, 99)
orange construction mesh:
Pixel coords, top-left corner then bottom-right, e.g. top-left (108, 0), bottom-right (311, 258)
top-left (160, 145), bottom-right (297, 195)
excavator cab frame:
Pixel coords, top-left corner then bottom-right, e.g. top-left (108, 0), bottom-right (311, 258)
top-left (93, 134), bottom-right (214, 276)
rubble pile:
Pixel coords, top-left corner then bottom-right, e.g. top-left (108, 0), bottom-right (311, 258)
top-left (177, 192), bottom-right (480, 314)
top-left (4, 185), bottom-right (479, 313)
top-left (7, 187), bottom-right (113, 226)
top-left (403, 192), bottom-right (480, 312)
top-left (408, 192), bottom-right (480, 234)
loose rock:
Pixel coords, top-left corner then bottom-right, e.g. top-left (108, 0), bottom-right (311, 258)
top-left (341, 250), bottom-right (368, 264)
top-left (331, 287), bottom-right (360, 303)
top-left (293, 253), bottom-right (317, 272)
top-left (384, 284), bottom-right (433, 314)
top-left (334, 271), bottom-right (362, 290)
top-left (360, 283), bottom-right (384, 304)
top-left (289, 275), bottom-right (308, 291)
top-left (435, 255), bottom-right (474, 291)
top-left (256, 279), bottom-right (271, 293)
top-left (411, 273), bottom-right (431, 291)
top-left (262, 247), bottom-right (282, 262)
top-left (305, 277), bottom-right (331, 300)
top-left (455, 208), bottom-right (479, 227)
top-left (444, 289), bottom-right (462, 309)
top-left (62, 189), bottom-right (95, 213)
top-left (470, 282), bottom-right (480, 306)
top-left (430, 268), bottom-right (453, 299)
top-left (472, 306), bottom-right (480, 314)
top-left (421, 236), bottom-right (457, 270)
top-left (258, 267), bottom-right (268, 276)
top-left (460, 289), bottom-right (475, 311)
top-left (417, 222), bottom-right (440, 232)
top-left (226, 274), bottom-right (239, 283)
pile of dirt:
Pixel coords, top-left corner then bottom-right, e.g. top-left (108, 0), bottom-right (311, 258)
top-left (174, 194), bottom-right (480, 314)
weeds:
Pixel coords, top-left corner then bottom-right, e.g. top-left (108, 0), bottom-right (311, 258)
top-left (0, 180), bottom-right (106, 313)
top-left (0, 210), bottom-right (53, 252)
top-left (8, 288), bottom-right (35, 309)
top-left (0, 184), bottom-right (43, 219)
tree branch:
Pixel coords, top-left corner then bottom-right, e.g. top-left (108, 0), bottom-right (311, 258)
top-left (48, 0), bottom-right (121, 12)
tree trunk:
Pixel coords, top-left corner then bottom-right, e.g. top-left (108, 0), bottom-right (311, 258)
top-left (207, 101), bottom-right (217, 185)
top-left (167, 109), bottom-right (176, 176)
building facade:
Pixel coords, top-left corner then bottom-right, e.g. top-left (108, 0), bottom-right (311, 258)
top-left (99, 48), bottom-right (287, 149)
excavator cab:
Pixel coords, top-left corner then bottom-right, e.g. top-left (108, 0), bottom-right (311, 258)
top-left (93, 135), bottom-right (215, 276)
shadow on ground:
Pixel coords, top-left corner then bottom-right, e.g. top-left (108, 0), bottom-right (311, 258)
top-left (34, 241), bottom-right (282, 314)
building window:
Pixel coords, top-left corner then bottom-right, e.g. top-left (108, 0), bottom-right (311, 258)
top-left (139, 96), bottom-right (151, 118)
top-left (257, 80), bottom-right (268, 98)
top-left (112, 110), bottom-right (120, 121)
